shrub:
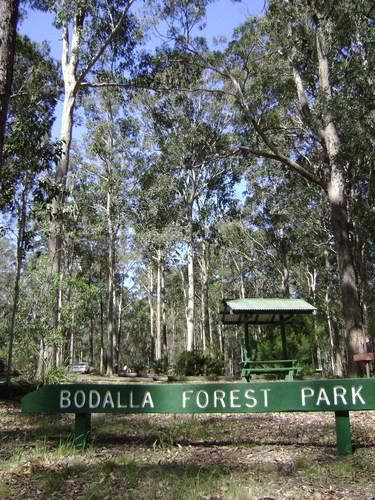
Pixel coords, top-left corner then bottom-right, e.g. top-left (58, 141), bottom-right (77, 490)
top-left (151, 358), bottom-right (170, 375)
top-left (175, 351), bottom-right (224, 376)
top-left (45, 366), bottom-right (75, 384)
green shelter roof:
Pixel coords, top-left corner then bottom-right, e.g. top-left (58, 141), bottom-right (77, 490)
top-left (220, 298), bottom-right (316, 325)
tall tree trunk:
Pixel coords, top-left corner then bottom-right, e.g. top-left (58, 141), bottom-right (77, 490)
top-left (36, 337), bottom-right (46, 381)
top-left (324, 248), bottom-right (344, 376)
top-left (48, 14), bottom-right (80, 368)
top-left (199, 242), bottom-right (210, 353)
top-left (186, 222), bottom-right (195, 351)
top-left (116, 276), bottom-right (124, 371)
top-left (229, 252), bottom-right (245, 298)
top-left (69, 328), bottom-right (74, 365)
top-left (278, 227), bottom-right (290, 297)
top-left (170, 304), bottom-right (177, 365)
top-left (161, 258), bottom-right (167, 360)
top-left (351, 201), bottom-right (370, 352)
top-left (47, 1), bottom-right (130, 365)
top-left (112, 283), bottom-right (118, 372)
top-left (155, 249), bottom-right (162, 360)
top-left (306, 268), bottom-right (322, 371)
top-left (0, 0), bottom-right (19, 169)
top-left (47, 0), bottom-right (133, 272)
top-left (106, 187), bottom-right (115, 376)
top-left (147, 263), bottom-right (155, 362)
top-left (315, 15), bottom-right (364, 375)
top-left (89, 314), bottom-right (94, 367)
top-left (6, 181), bottom-right (26, 387)
top-left (99, 292), bottom-right (105, 375)
top-left (89, 269), bottom-right (95, 367)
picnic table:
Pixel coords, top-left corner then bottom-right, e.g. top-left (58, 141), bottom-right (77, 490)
top-left (241, 359), bottom-right (302, 382)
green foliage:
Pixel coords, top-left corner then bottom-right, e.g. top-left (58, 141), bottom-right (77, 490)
top-left (176, 351), bottom-right (205, 376)
top-left (151, 357), bottom-right (170, 375)
top-left (175, 350), bottom-right (223, 376)
top-left (2, 34), bottom-right (60, 211)
top-left (45, 366), bottom-right (75, 385)
top-left (0, 0), bottom-right (372, 381)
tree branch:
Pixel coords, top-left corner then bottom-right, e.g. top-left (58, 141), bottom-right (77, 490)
top-left (75, 0), bottom-right (135, 90)
top-left (236, 146), bottom-right (327, 190)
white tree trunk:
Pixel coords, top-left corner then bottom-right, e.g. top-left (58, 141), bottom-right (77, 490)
top-left (106, 187), bottom-right (115, 376)
top-left (186, 225), bottom-right (195, 352)
top-left (155, 249), bottom-right (162, 360)
top-left (147, 264), bottom-right (155, 361)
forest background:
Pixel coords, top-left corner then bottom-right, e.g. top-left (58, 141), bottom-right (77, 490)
top-left (0, 0), bottom-right (374, 383)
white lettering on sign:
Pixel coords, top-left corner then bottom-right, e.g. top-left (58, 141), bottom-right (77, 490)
top-left (103, 391), bottom-right (115, 408)
top-left (351, 386), bottom-right (365, 405)
top-left (182, 390), bottom-right (194, 409)
top-left (59, 389), bottom-right (154, 410)
top-left (213, 390), bottom-right (226, 408)
top-left (60, 390), bottom-right (71, 408)
top-left (301, 385), bottom-right (366, 407)
top-left (301, 387), bottom-right (314, 406)
top-left (196, 391), bottom-right (209, 409)
top-left (89, 390), bottom-right (101, 408)
top-left (142, 392), bottom-right (154, 408)
top-left (129, 392), bottom-right (140, 408)
top-left (244, 389), bottom-right (257, 408)
top-left (316, 388), bottom-right (330, 406)
top-left (260, 388), bottom-right (271, 408)
top-left (181, 387), bottom-right (271, 410)
top-left (333, 386), bottom-right (347, 405)
top-left (57, 384), bottom-right (368, 413)
top-left (74, 390), bottom-right (85, 408)
top-left (230, 389), bottom-right (241, 408)
top-left (116, 392), bottom-right (127, 409)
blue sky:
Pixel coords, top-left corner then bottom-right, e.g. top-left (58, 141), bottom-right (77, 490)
top-left (19, 0), bottom-right (265, 140)
top-left (20, 0), bottom-right (266, 57)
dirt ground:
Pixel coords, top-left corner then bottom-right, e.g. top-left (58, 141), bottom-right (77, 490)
top-left (0, 398), bottom-right (374, 499)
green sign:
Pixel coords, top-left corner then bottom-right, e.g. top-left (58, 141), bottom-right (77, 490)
top-left (22, 379), bottom-right (375, 414)
top-left (22, 379), bottom-right (375, 455)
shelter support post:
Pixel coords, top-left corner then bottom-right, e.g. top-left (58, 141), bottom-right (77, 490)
top-left (335, 410), bottom-right (352, 456)
top-left (244, 322), bottom-right (250, 360)
top-left (280, 315), bottom-right (288, 360)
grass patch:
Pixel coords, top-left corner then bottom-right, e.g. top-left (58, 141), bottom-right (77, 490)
top-left (294, 456), bottom-right (314, 471)
top-left (30, 414), bottom-right (73, 437)
top-left (0, 483), bottom-right (10, 499)
top-left (37, 470), bottom-right (66, 494)
top-left (91, 414), bottom-right (217, 450)
top-left (1, 406), bottom-right (374, 499)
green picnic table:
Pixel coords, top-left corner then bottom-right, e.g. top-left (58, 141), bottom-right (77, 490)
top-left (241, 359), bottom-right (302, 382)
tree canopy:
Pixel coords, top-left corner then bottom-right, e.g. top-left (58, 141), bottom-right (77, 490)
top-left (1, 0), bottom-right (374, 380)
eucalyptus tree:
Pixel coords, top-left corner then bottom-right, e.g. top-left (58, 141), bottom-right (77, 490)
top-left (242, 164), bottom-right (339, 370)
top-left (2, 35), bottom-right (60, 381)
top-left (198, 0), bottom-right (374, 375)
top-left (0, 0), bottom-right (19, 169)
top-left (64, 149), bottom-right (109, 369)
top-left (82, 88), bottom-right (138, 375)
top-left (143, 84), bottom-right (236, 352)
top-left (30, 0), bottom-right (140, 346)
top-left (132, 151), bottom-right (181, 362)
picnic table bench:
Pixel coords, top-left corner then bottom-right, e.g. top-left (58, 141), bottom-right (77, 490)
top-left (241, 359), bottom-right (302, 382)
